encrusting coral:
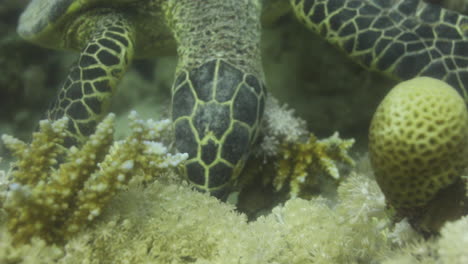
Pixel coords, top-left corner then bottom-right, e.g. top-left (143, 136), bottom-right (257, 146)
top-left (1, 111), bottom-right (187, 245)
top-left (369, 77), bottom-right (468, 232)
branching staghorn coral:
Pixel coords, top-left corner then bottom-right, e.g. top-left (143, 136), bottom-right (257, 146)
top-left (273, 132), bottom-right (355, 197)
top-left (1, 111), bottom-right (187, 244)
top-left (244, 97), bottom-right (355, 198)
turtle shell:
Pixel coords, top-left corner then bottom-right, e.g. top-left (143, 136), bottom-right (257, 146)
top-left (17, 0), bottom-right (142, 50)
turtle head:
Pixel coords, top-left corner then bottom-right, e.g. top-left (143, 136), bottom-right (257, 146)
top-left (172, 59), bottom-right (266, 199)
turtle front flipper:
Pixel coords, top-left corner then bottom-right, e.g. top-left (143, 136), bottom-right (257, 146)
top-left (48, 13), bottom-right (135, 146)
top-left (290, 0), bottom-right (468, 98)
top-left (166, 0), bottom-right (266, 198)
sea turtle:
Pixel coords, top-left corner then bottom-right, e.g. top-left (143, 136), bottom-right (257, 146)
top-left (17, 0), bottom-right (468, 198)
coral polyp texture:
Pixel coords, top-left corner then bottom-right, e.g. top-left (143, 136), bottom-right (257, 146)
top-left (369, 77), bottom-right (468, 210)
top-left (1, 112), bottom-right (187, 245)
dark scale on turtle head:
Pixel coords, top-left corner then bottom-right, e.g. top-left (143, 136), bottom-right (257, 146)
top-left (221, 123), bottom-right (251, 165)
top-left (186, 162), bottom-right (206, 185)
top-left (172, 83), bottom-right (196, 119)
top-left (245, 74), bottom-right (262, 94)
top-left (192, 102), bottom-right (231, 140)
top-left (214, 61), bottom-right (244, 102)
top-left (233, 84), bottom-right (259, 127)
top-left (208, 162), bottom-right (233, 187)
top-left (201, 140), bottom-right (219, 166)
top-left (173, 71), bottom-right (187, 90)
top-left (189, 60), bottom-right (217, 102)
top-left (174, 119), bottom-right (198, 159)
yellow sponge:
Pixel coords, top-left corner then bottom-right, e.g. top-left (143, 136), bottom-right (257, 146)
top-left (369, 77), bottom-right (468, 209)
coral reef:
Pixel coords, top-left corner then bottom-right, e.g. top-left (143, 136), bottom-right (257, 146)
top-left (369, 77), bottom-right (468, 232)
top-left (1, 156), bottom-right (467, 264)
top-left (1, 2), bottom-right (466, 263)
top-left (1, 112), bottom-right (186, 244)
top-left (0, 108), bottom-right (466, 263)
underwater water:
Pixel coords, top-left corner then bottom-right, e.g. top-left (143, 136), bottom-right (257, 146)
top-left (0, 0), bottom-right (467, 263)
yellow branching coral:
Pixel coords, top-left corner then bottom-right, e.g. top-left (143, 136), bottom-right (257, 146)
top-left (273, 132), bottom-right (355, 197)
top-left (242, 97), bottom-right (355, 199)
top-left (1, 111), bottom-right (187, 244)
